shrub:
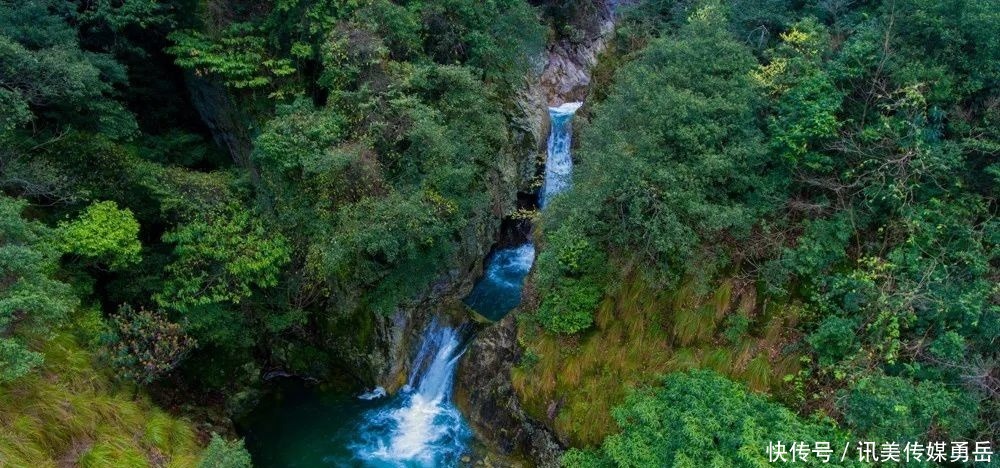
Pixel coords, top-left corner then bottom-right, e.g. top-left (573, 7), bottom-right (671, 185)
top-left (103, 305), bottom-right (196, 387)
top-left (536, 278), bottom-right (602, 334)
top-left (564, 370), bottom-right (857, 467)
top-left (199, 433), bottom-right (252, 468)
top-left (806, 315), bottom-right (859, 366)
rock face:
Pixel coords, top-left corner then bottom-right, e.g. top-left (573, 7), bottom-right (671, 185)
top-left (456, 314), bottom-right (563, 467)
top-left (184, 74), bottom-right (257, 174)
top-left (539, 1), bottom-right (618, 105)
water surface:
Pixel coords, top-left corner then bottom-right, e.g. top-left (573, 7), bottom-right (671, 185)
top-left (241, 320), bottom-right (471, 467)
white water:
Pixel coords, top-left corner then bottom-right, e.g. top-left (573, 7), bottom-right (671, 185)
top-left (353, 319), bottom-right (470, 466)
top-left (358, 386), bottom-right (387, 400)
top-left (352, 102), bottom-right (585, 466)
top-left (464, 102), bottom-right (583, 323)
top-left (540, 102), bottom-right (583, 208)
top-left (484, 244), bottom-right (536, 288)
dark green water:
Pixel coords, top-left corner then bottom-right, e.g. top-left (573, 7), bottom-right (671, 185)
top-left (238, 381), bottom-right (375, 467)
top-left (239, 320), bottom-right (473, 467)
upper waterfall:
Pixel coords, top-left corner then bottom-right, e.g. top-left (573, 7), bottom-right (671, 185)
top-left (540, 102), bottom-right (584, 208)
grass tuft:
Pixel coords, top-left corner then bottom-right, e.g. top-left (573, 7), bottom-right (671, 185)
top-left (517, 273), bottom-right (803, 445)
top-left (0, 333), bottom-right (203, 467)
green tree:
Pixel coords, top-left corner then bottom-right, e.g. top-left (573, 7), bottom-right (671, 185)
top-left (841, 375), bottom-right (977, 442)
top-left (564, 370), bottom-right (857, 467)
top-left (58, 200), bottom-right (141, 269)
top-left (0, 196), bottom-right (77, 382)
top-left (550, 3), bottom-right (769, 282)
top-left (199, 433), bottom-right (252, 468)
top-left (0, 1), bottom-right (137, 139)
top-left (156, 205), bottom-right (291, 313)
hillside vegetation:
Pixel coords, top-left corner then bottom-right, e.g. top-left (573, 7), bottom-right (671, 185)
top-left (519, 0), bottom-right (998, 465)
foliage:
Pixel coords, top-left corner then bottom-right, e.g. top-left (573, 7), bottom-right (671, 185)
top-left (2, 0), bottom-right (996, 460)
top-left (535, 278), bottom-right (601, 334)
top-left (157, 205), bottom-right (291, 313)
top-left (806, 316), bottom-right (859, 367)
top-left (58, 200), bottom-right (142, 269)
top-left (103, 304), bottom-right (196, 387)
top-left (541, 3), bottom-right (769, 292)
top-left (0, 196), bottom-right (77, 382)
top-left (563, 370), bottom-right (855, 467)
top-left (840, 375), bottom-right (977, 443)
top-left (528, 0), bottom-right (998, 454)
top-left (198, 433), bottom-right (253, 468)
top-left (0, 333), bottom-right (202, 466)
top-left (0, 1), bottom-right (137, 140)
top-left (168, 25), bottom-right (296, 91)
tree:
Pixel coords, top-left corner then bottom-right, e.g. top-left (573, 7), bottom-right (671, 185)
top-left (840, 375), bottom-right (977, 443)
top-left (103, 304), bottom-right (195, 387)
top-left (0, 196), bottom-right (76, 382)
top-left (0, 1), bottom-right (137, 139)
top-left (58, 200), bottom-right (141, 269)
top-left (547, 3), bottom-right (769, 282)
top-left (199, 433), bottom-right (253, 468)
top-left (156, 204), bottom-right (291, 313)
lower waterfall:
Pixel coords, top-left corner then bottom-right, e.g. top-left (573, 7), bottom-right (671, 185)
top-left (241, 102), bottom-right (584, 467)
top-left (352, 319), bottom-right (471, 466)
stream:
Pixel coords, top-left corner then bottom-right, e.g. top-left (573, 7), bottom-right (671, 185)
top-left (241, 103), bottom-right (583, 467)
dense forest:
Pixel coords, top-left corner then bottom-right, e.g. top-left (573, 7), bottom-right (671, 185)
top-left (0, 0), bottom-right (996, 467)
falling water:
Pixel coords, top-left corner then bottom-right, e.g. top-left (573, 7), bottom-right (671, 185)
top-left (463, 243), bottom-right (536, 321)
top-left (242, 102), bottom-right (586, 466)
top-left (464, 102), bottom-right (583, 323)
top-left (352, 319), bottom-right (471, 466)
top-left (540, 102), bottom-right (583, 208)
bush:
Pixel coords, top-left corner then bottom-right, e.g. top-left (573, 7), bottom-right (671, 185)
top-left (536, 278), bottom-right (602, 334)
top-left (58, 200), bottom-right (141, 269)
top-left (806, 316), bottom-right (859, 366)
top-left (103, 304), bottom-right (196, 387)
top-left (564, 370), bottom-right (857, 467)
top-left (199, 433), bottom-right (252, 468)
top-left (840, 375), bottom-right (977, 442)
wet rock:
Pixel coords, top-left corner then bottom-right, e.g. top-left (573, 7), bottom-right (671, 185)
top-left (539, 0), bottom-right (618, 105)
top-left (456, 314), bottom-right (564, 467)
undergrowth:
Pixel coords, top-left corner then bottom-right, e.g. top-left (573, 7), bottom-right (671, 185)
top-left (0, 332), bottom-right (203, 467)
top-left (513, 274), bottom-right (802, 446)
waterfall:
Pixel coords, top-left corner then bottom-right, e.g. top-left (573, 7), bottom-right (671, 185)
top-left (353, 319), bottom-right (471, 466)
top-left (463, 243), bottom-right (536, 321)
top-left (463, 102), bottom-right (583, 322)
top-left (350, 102), bottom-right (585, 465)
top-left (540, 102), bottom-right (584, 208)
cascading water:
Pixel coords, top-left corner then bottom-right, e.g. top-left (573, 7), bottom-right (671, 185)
top-left (353, 319), bottom-right (471, 466)
top-left (241, 102), bottom-right (584, 467)
top-left (464, 102), bottom-right (583, 321)
top-left (239, 320), bottom-right (471, 467)
top-left (540, 102), bottom-right (583, 208)
top-left (462, 243), bottom-right (536, 321)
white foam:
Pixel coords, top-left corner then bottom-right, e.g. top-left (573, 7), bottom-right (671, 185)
top-left (541, 102), bottom-right (583, 207)
top-left (549, 101), bottom-right (584, 114)
top-left (358, 386), bottom-right (387, 400)
top-left (352, 320), bottom-right (470, 466)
